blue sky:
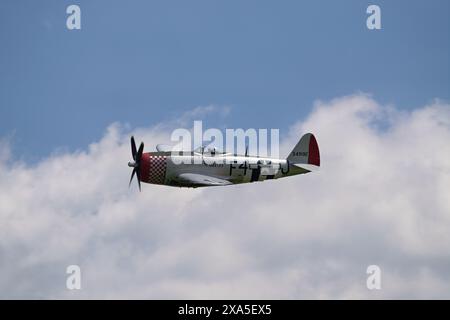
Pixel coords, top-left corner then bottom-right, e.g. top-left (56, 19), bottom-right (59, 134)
top-left (1, 0), bottom-right (449, 160)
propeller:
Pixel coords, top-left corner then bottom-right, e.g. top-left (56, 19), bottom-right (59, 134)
top-left (128, 136), bottom-right (144, 191)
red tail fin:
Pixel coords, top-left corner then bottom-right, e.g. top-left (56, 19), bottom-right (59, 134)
top-left (287, 133), bottom-right (320, 167)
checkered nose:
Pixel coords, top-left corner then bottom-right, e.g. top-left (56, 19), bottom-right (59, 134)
top-left (139, 153), bottom-right (168, 185)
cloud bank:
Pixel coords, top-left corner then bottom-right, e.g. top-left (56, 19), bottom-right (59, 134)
top-left (0, 94), bottom-right (449, 299)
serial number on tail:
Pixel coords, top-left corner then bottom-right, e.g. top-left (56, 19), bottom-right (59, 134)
top-left (292, 151), bottom-right (308, 157)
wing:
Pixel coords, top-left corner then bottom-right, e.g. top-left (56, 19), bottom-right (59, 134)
top-left (176, 173), bottom-right (232, 187)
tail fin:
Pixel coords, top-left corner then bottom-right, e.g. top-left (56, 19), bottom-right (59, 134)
top-left (287, 133), bottom-right (320, 166)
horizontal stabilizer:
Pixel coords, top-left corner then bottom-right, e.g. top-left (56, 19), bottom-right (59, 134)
top-left (292, 163), bottom-right (320, 172)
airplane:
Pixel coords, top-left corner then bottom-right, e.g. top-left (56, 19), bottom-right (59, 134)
top-left (127, 133), bottom-right (320, 189)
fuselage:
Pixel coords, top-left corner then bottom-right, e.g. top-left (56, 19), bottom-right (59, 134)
top-left (138, 151), bottom-right (309, 188)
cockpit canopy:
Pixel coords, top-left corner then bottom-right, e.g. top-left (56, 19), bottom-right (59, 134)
top-left (193, 146), bottom-right (228, 156)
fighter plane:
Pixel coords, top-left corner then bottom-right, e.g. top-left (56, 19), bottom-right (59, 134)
top-left (128, 133), bottom-right (320, 189)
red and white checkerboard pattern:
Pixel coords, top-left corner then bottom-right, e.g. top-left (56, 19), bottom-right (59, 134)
top-left (147, 156), bottom-right (167, 184)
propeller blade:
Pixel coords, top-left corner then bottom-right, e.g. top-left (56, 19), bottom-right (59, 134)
top-left (129, 168), bottom-right (136, 187)
top-left (137, 142), bottom-right (144, 162)
top-left (136, 168), bottom-right (141, 192)
top-left (131, 136), bottom-right (137, 160)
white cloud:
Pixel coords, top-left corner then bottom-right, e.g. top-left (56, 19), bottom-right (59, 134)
top-left (0, 94), bottom-right (449, 299)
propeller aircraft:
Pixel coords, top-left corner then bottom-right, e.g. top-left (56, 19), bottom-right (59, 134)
top-left (128, 133), bottom-right (320, 189)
